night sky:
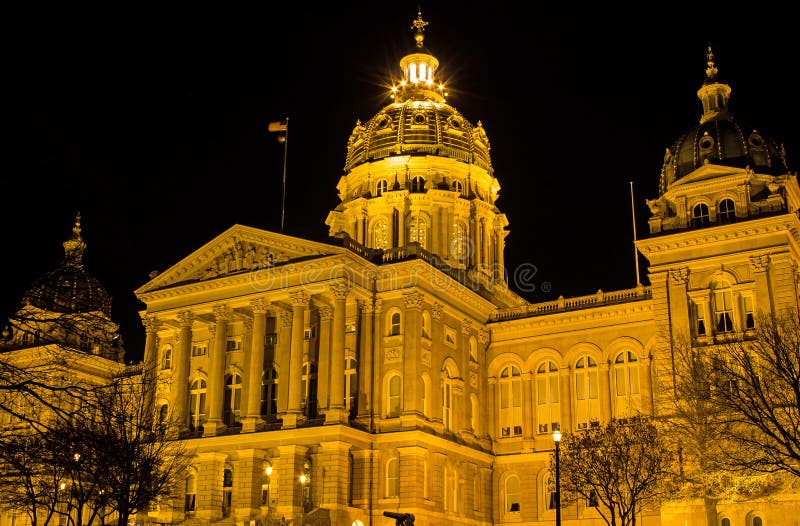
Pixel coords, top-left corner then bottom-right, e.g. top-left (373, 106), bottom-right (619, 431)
top-left (4, 4), bottom-right (799, 363)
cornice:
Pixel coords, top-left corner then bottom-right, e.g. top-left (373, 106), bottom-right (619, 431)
top-left (490, 301), bottom-right (654, 336)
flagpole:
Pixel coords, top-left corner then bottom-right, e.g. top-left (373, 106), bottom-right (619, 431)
top-left (281, 118), bottom-right (289, 234)
top-left (630, 181), bottom-right (641, 287)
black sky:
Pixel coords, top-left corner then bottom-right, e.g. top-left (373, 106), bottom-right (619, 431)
top-left (3, 4), bottom-right (799, 363)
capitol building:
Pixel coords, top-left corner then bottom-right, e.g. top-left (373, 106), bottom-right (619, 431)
top-left (2, 10), bottom-right (799, 526)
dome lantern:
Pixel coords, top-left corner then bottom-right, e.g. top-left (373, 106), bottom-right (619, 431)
top-left (392, 10), bottom-right (447, 104)
top-left (697, 44), bottom-right (732, 124)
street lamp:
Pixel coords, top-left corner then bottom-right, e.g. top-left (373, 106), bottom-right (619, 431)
top-left (299, 473), bottom-right (310, 512)
top-left (552, 429), bottom-right (562, 526)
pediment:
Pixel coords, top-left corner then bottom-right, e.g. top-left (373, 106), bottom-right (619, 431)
top-left (672, 163), bottom-right (747, 188)
top-left (135, 224), bottom-right (344, 294)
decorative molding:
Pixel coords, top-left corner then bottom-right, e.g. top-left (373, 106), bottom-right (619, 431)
top-left (330, 281), bottom-right (352, 300)
top-left (361, 300), bottom-right (375, 315)
top-left (290, 291), bottom-right (310, 306)
top-left (461, 319), bottom-right (473, 335)
top-left (469, 372), bottom-right (478, 388)
top-left (385, 347), bottom-right (402, 363)
top-left (373, 299), bottom-right (383, 314)
top-left (669, 267), bottom-right (689, 285)
top-left (279, 310), bottom-right (293, 327)
top-left (213, 305), bottom-right (232, 321)
top-left (243, 318), bottom-right (254, 332)
top-left (749, 254), bottom-right (771, 272)
top-left (177, 311), bottom-right (194, 328)
top-left (478, 329), bottom-right (489, 345)
top-left (431, 302), bottom-right (443, 320)
top-left (421, 348), bottom-right (431, 367)
top-left (142, 315), bottom-right (160, 334)
top-left (403, 291), bottom-right (425, 310)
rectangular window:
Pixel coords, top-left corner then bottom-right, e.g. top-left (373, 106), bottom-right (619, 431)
top-left (226, 337), bottom-right (242, 352)
top-left (743, 296), bottom-right (755, 329)
top-left (191, 343), bottom-right (208, 357)
top-left (185, 494), bottom-right (196, 512)
top-left (695, 302), bottom-right (706, 336)
top-left (444, 326), bottom-right (457, 347)
top-left (265, 333), bottom-right (278, 346)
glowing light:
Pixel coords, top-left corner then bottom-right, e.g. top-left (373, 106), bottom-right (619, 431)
top-left (60, 482), bottom-right (66, 490)
top-left (391, 86), bottom-right (397, 92)
top-left (299, 474), bottom-right (308, 484)
top-left (553, 429), bottom-right (562, 442)
top-left (266, 466), bottom-right (273, 476)
top-left (400, 80), bottom-right (406, 87)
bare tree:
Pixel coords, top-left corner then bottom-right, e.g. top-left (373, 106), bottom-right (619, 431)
top-left (554, 417), bottom-right (677, 526)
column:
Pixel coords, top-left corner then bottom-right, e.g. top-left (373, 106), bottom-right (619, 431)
top-left (325, 282), bottom-right (349, 424)
top-left (316, 306), bottom-right (333, 413)
top-left (284, 291), bottom-right (308, 428)
top-left (277, 309), bottom-right (292, 415)
top-left (205, 305), bottom-right (230, 436)
top-left (357, 300), bottom-right (374, 422)
top-left (402, 291), bottom-right (423, 421)
top-left (174, 311), bottom-right (193, 433)
top-left (141, 315), bottom-right (160, 421)
top-left (243, 299), bottom-right (269, 432)
top-left (559, 366), bottom-right (573, 432)
top-left (750, 255), bottom-right (773, 314)
top-left (521, 371), bottom-right (534, 450)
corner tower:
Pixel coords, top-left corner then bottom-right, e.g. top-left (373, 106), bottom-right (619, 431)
top-left (325, 11), bottom-right (509, 284)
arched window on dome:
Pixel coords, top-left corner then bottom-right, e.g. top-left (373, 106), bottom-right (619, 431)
top-left (411, 176), bottom-right (426, 193)
top-left (408, 216), bottom-right (428, 248)
top-left (692, 203), bottom-right (710, 228)
top-left (451, 222), bottom-right (468, 263)
top-left (373, 218), bottom-right (390, 250)
top-left (376, 179), bottom-right (388, 197)
top-left (452, 180), bottom-right (463, 195)
top-left (718, 198), bottom-right (736, 223)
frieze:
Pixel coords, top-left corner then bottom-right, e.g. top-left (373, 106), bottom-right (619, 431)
top-left (194, 238), bottom-right (289, 280)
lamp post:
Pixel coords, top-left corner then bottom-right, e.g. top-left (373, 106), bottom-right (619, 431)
top-left (552, 429), bottom-right (562, 526)
top-left (299, 473), bottom-right (309, 513)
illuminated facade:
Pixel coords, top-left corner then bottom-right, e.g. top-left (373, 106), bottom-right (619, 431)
top-left (3, 12), bottom-right (799, 526)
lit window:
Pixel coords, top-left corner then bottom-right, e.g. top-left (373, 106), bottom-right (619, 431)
top-left (743, 296), bottom-right (755, 329)
top-left (261, 463), bottom-right (272, 506)
top-left (421, 310), bottom-right (431, 338)
top-left (536, 361), bottom-right (560, 434)
top-left (189, 378), bottom-right (207, 432)
top-left (470, 393), bottom-right (479, 434)
top-left (575, 356), bottom-right (600, 429)
top-left (223, 373), bottom-right (242, 426)
top-left (376, 179), bottom-right (388, 196)
top-left (373, 218), bottom-right (390, 249)
top-left (712, 280), bottom-right (735, 333)
top-left (261, 368), bottom-right (279, 418)
top-left (161, 347), bottom-right (172, 370)
top-left (345, 356), bottom-right (358, 414)
top-left (389, 311), bottom-right (401, 336)
top-left (184, 473), bottom-right (197, 512)
top-left (451, 223), bottom-right (467, 262)
top-left (614, 351), bottom-right (641, 420)
top-left (499, 365), bottom-right (523, 437)
top-left (444, 464), bottom-right (458, 512)
top-left (694, 301), bottom-right (707, 336)
top-left (718, 198), bottom-right (735, 223)
top-left (387, 374), bottom-right (401, 417)
top-left (408, 216), bottom-right (428, 248)
top-left (226, 337), bottom-right (241, 352)
top-left (386, 457), bottom-right (399, 497)
top-left (505, 475), bottom-right (520, 513)
top-left (692, 203), bottom-right (710, 228)
top-left (191, 343), bottom-right (207, 357)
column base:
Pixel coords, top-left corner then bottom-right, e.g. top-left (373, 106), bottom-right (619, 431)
top-left (202, 420), bottom-right (225, 437)
top-left (241, 416), bottom-right (264, 433)
top-left (322, 407), bottom-right (348, 425)
top-left (280, 412), bottom-right (305, 429)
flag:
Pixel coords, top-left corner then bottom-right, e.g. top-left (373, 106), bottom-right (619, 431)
top-left (268, 120), bottom-right (287, 133)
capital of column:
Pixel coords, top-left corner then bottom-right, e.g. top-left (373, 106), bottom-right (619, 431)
top-left (177, 311), bottom-right (194, 328)
top-left (374, 299), bottom-right (383, 314)
top-left (213, 304), bottom-right (232, 321)
top-left (461, 318), bottom-right (473, 335)
top-left (290, 291), bottom-right (310, 307)
top-left (243, 317), bottom-right (254, 331)
top-left (318, 305), bottom-right (334, 321)
top-left (431, 302), bottom-right (443, 320)
top-left (330, 281), bottom-right (351, 300)
top-left (403, 291), bottom-right (425, 310)
top-left (142, 315), bottom-right (161, 334)
top-left (279, 309), bottom-right (293, 327)
top-left (478, 329), bottom-right (489, 345)
top-left (668, 267), bottom-right (689, 285)
top-left (250, 297), bottom-right (271, 314)
top-left (360, 299), bottom-right (375, 315)
top-left (749, 254), bottom-right (771, 273)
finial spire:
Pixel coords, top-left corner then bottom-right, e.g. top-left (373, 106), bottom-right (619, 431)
top-left (63, 211), bottom-right (87, 267)
top-left (705, 43), bottom-right (718, 81)
top-left (411, 8), bottom-right (428, 48)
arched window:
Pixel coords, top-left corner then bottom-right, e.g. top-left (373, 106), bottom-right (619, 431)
top-left (388, 311), bottom-right (401, 336)
top-left (469, 336), bottom-right (478, 363)
top-left (184, 472), bottom-right (197, 512)
top-left (222, 467), bottom-right (233, 517)
top-left (376, 179), bottom-right (388, 196)
top-left (386, 456), bottom-right (399, 497)
top-left (189, 378), bottom-right (207, 432)
top-left (387, 374), bottom-right (402, 417)
top-left (718, 198), bottom-right (735, 223)
top-left (408, 216), bottom-right (428, 248)
top-left (614, 351), bottom-right (641, 420)
top-left (721, 519), bottom-right (731, 526)
top-left (161, 346), bottom-right (172, 370)
top-left (545, 473), bottom-right (557, 510)
top-left (499, 365), bottom-right (523, 437)
top-left (712, 280), bottom-right (735, 333)
top-left (411, 176), bottom-right (426, 192)
top-left (158, 403), bottom-right (169, 425)
top-left (752, 517), bottom-right (763, 526)
top-left (536, 361), bottom-right (560, 434)
top-left (345, 356), bottom-right (358, 415)
top-left (373, 218), bottom-right (390, 249)
top-left (692, 203), bottom-right (710, 228)
top-left (261, 367), bottom-right (279, 419)
top-left (223, 373), bottom-right (242, 426)
top-left (451, 223), bottom-right (468, 262)
top-left (505, 475), bottom-right (521, 513)
top-left (421, 310), bottom-right (431, 339)
top-left (452, 180), bottom-right (463, 194)
top-left (442, 368), bottom-right (455, 432)
top-left (301, 362), bottom-right (318, 418)
top-left (575, 356), bottom-right (600, 429)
